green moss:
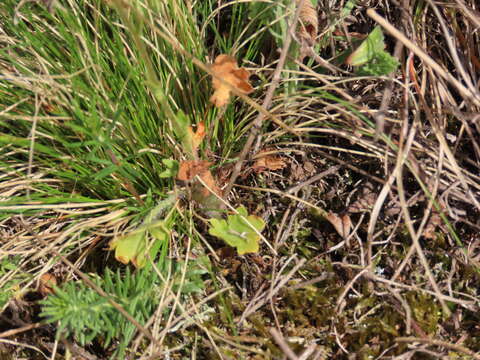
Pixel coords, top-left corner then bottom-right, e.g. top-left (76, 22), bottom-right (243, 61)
top-left (406, 292), bottom-right (442, 334)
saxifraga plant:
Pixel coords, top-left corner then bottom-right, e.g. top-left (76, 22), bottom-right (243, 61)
top-left (40, 258), bottom-right (208, 358)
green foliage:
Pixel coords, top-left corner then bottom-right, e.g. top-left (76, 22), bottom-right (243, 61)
top-left (347, 26), bottom-right (385, 66)
top-left (247, 1), bottom-right (300, 96)
top-left (208, 206), bottom-right (265, 255)
top-left (159, 159), bottom-right (179, 178)
top-left (347, 26), bottom-right (399, 76)
top-left (109, 195), bottom-right (176, 268)
top-left (172, 110), bottom-right (195, 159)
top-left (0, 0), bottom-right (208, 204)
top-left (357, 50), bottom-right (400, 76)
top-left (406, 292), bottom-right (442, 334)
top-left (41, 257), bottom-right (208, 359)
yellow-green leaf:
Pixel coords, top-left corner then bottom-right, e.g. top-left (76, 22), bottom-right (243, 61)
top-left (109, 195), bottom-right (176, 268)
top-left (109, 229), bottom-right (147, 267)
top-left (208, 206), bottom-right (265, 255)
top-left (346, 26), bottom-right (385, 66)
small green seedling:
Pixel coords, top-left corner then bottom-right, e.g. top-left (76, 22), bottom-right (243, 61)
top-left (347, 26), bottom-right (399, 76)
top-left (209, 206), bottom-right (265, 255)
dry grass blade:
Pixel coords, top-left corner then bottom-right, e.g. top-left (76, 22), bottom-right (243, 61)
top-left (366, 8), bottom-right (480, 107)
top-left (396, 337), bottom-right (480, 360)
top-left (3, 0), bottom-right (480, 357)
top-left (270, 328), bottom-right (299, 360)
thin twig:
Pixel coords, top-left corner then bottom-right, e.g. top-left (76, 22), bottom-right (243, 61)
top-left (335, 269), bottom-right (369, 314)
top-left (0, 322), bottom-right (43, 339)
top-left (396, 337), bottom-right (480, 360)
top-left (286, 165), bottom-right (341, 194)
top-left (367, 8), bottom-right (480, 106)
top-left (269, 328), bottom-right (299, 360)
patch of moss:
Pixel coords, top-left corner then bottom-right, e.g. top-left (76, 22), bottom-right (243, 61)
top-left (406, 291), bottom-right (442, 335)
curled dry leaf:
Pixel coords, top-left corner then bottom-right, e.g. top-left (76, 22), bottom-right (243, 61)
top-left (195, 168), bottom-right (222, 198)
top-left (210, 54), bottom-right (253, 107)
top-left (296, 0), bottom-right (318, 46)
top-left (187, 121), bottom-right (206, 155)
top-left (252, 153), bottom-right (287, 173)
top-left (177, 160), bottom-right (212, 181)
top-left (177, 160), bottom-right (222, 200)
top-left (39, 273), bottom-right (57, 295)
top-left (326, 212), bottom-right (352, 239)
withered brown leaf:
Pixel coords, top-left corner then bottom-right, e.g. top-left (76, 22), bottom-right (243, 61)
top-left (177, 160), bottom-right (212, 181)
top-left (210, 54), bottom-right (253, 107)
top-left (326, 212), bottom-right (352, 239)
top-left (39, 273), bottom-right (57, 295)
top-left (296, 0), bottom-right (318, 46)
top-left (177, 160), bottom-right (222, 200)
top-left (252, 154), bottom-right (287, 173)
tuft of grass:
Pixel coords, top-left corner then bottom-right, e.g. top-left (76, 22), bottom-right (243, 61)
top-left (1, 0), bottom-right (480, 358)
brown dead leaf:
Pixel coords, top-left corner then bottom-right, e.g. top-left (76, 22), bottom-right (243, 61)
top-left (177, 160), bottom-right (212, 181)
top-left (39, 273), bottom-right (57, 295)
top-left (210, 54), bottom-right (253, 107)
top-left (187, 121), bottom-right (206, 155)
top-left (326, 212), bottom-right (352, 239)
top-left (252, 154), bottom-right (287, 173)
top-left (197, 169), bottom-right (222, 198)
top-left (296, 0), bottom-right (318, 46)
top-left (177, 160), bottom-right (223, 200)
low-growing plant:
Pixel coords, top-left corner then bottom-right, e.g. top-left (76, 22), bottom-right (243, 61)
top-left (40, 256), bottom-right (208, 358)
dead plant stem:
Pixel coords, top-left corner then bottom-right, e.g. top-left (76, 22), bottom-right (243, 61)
top-left (396, 337), bottom-right (480, 359)
top-left (367, 9), bottom-right (480, 106)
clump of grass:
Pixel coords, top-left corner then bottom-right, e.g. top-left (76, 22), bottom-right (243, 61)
top-left (1, 0), bottom-right (480, 359)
